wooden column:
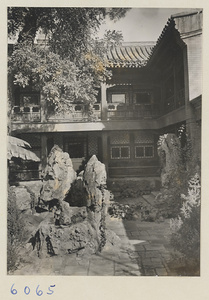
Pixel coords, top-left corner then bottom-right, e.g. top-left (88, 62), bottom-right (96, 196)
top-left (101, 83), bottom-right (107, 120)
top-left (40, 93), bottom-right (47, 122)
top-left (41, 133), bottom-right (48, 169)
top-left (101, 132), bottom-right (109, 176)
top-left (183, 46), bottom-right (200, 172)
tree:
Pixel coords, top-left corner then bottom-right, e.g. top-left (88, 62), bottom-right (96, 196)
top-left (8, 8), bottom-right (128, 53)
top-left (8, 8), bottom-right (129, 116)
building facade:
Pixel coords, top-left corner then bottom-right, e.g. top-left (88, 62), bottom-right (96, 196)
top-left (9, 10), bottom-right (202, 182)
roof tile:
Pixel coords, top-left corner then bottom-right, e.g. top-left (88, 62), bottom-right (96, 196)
top-left (106, 43), bottom-right (154, 68)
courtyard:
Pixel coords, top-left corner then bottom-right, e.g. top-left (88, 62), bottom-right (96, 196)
top-left (12, 193), bottom-right (179, 276)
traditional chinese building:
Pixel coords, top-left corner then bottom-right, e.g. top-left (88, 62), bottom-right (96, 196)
top-left (9, 9), bottom-right (202, 182)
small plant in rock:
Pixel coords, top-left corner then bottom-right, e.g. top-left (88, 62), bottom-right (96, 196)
top-left (169, 173), bottom-right (201, 275)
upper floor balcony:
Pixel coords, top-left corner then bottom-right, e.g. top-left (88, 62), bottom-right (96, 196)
top-left (11, 103), bottom-right (102, 123)
top-left (10, 87), bottom-right (185, 124)
top-left (11, 102), bottom-right (161, 123)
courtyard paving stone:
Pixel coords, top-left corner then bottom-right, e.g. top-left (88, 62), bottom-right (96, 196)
top-left (145, 251), bottom-right (161, 258)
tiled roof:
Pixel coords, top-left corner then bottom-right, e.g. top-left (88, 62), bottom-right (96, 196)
top-left (107, 10), bottom-right (202, 69)
top-left (106, 42), bottom-right (155, 68)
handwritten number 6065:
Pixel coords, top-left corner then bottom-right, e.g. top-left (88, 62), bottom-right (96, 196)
top-left (11, 284), bottom-right (55, 296)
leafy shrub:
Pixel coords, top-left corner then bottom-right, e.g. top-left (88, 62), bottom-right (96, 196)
top-left (107, 179), bottom-right (157, 200)
top-left (154, 185), bottom-right (184, 219)
top-left (169, 174), bottom-right (200, 274)
top-left (7, 186), bottom-right (25, 272)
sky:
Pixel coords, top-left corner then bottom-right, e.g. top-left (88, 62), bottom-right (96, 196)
top-left (98, 8), bottom-right (194, 42)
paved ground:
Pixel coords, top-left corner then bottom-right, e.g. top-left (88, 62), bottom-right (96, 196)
top-left (13, 194), bottom-right (177, 276)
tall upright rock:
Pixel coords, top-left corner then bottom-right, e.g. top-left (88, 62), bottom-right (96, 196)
top-left (157, 133), bottom-right (185, 188)
top-left (40, 145), bottom-right (77, 202)
top-left (83, 155), bottom-right (110, 250)
top-left (155, 134), bottom-right (187, 218)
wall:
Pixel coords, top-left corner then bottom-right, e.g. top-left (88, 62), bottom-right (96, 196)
top-left (174, 11), bottom-right (202, 101)
top-left (185, 34), bottom-right (202, 101)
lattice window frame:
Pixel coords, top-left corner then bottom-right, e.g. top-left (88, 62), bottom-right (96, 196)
top-left (135, 145), bottom-right (154, 159)
top-left (111, 146), bottom-right (130, 159)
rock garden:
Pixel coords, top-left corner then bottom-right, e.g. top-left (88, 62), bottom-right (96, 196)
top-left (7, 133), bottom-right (201, 276)
top-left (8, 146), bottom-right (121, 273)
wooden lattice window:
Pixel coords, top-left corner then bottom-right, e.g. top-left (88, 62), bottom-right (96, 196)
top-left (135, 145), bottom-right (154, 158)
top-left (111, 146), bottom-right (130, 159)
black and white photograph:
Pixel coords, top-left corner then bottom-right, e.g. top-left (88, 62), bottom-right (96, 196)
top-left (6, 6), bottom-right (202, 278)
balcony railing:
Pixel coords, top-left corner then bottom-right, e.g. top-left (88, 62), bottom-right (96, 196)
top-left (47, 103), bottom-right (101, 122)
top-left (107, 103), bottom-right (160, 120)
top-left (11, 106), bottom-right (41, 122)
top-left (11, 104), bottom-right (102, 123)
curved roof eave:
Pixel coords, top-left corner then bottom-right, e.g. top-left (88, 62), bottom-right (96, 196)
top-left (106, 43), bottom-right (155, 69)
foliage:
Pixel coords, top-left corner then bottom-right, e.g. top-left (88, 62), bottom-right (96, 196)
top-left (177, 123), bottom-right (193, 168)
top-left (8, 8), bottom-right (129, 115)
top-left (107, 179), bottom-right (157, 200)
top-left (169, 174), bottom-right (200, 271)
top-left (154, 187), bottom-right (184, 219)
top-left (7, 187), bottom-right (24, 272)
top-left (108, 202), bottom-right (142, 220)
top-left (9, 43), bottom-right (101, 113)
top-left (8, 8), bottom-right (129, 57)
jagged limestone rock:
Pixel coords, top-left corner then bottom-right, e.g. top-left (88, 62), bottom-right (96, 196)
top-left (11, 185), bottom-right (36, 214)
top-left (83, 155), bottom-right (109, 206)
top-left (30, 218), bottom-right (99, 257)
top-left (83, 155), bottom-right (110, 251)
top-left (40, 145), bottom-right (77, 202)
top-left (28, 155), bottom-right (112, 258)
top-left (154, 134), bottom-right (187, 218)
top-left (157, 133), bottom-right (185, 188)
